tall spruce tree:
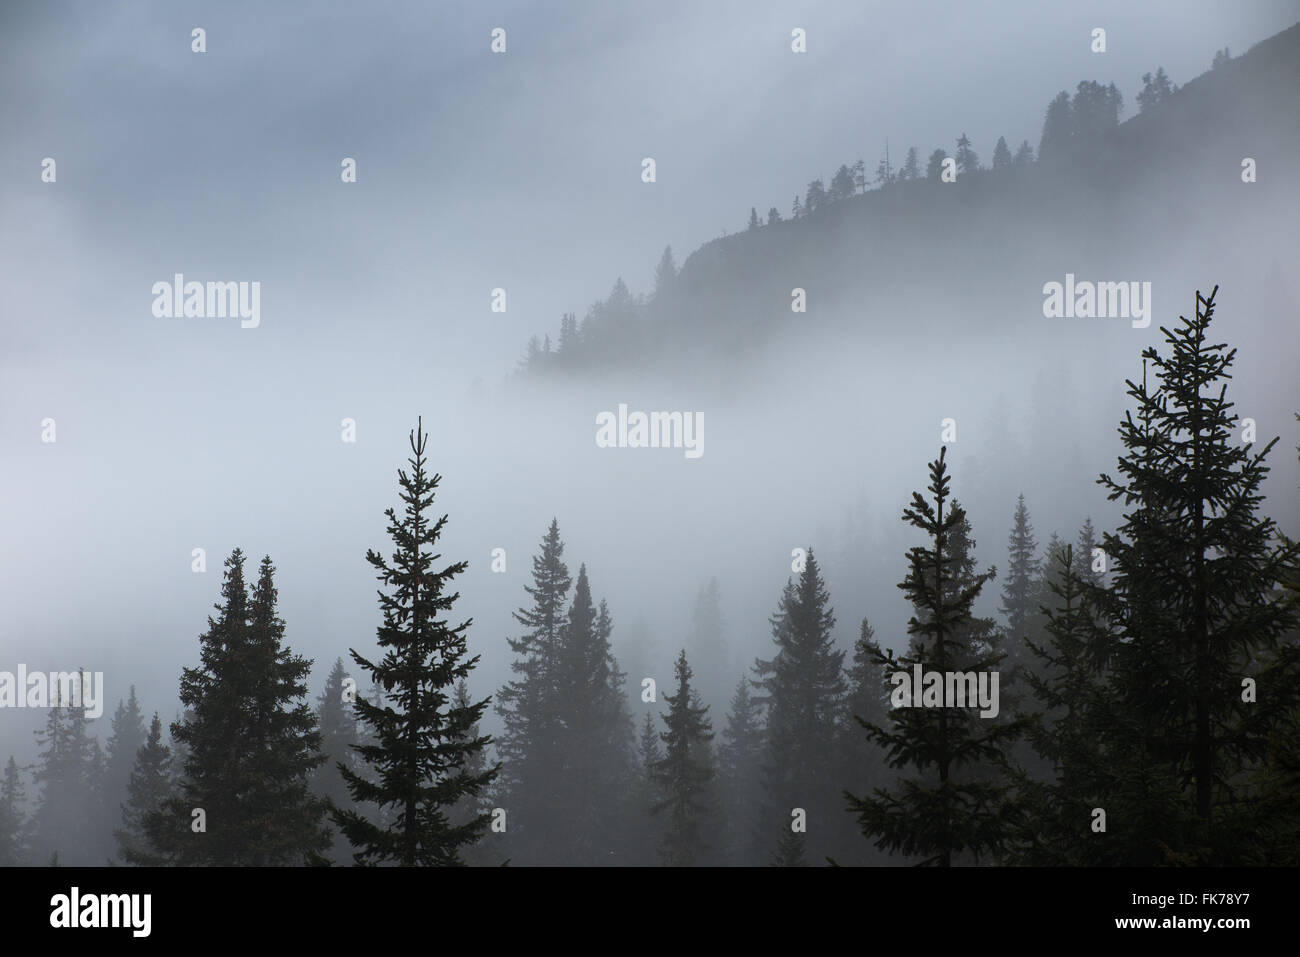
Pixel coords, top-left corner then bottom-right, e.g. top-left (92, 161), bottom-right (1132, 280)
top-left (334, 418), bottom-right (497, 866)
top-left (100, 687), bottom-right (145, 862)
top-left (1137, 67), bottom-right (1176, 112)
top-left (0, 756), bottom-right (29, 866)
top-left (899, 146), bottom-right (921, 181)
top-left (447, 678), bottom-right (495, 866)
top-left (1000, 495), bottom-right (1041, 715)
top-left (313, 657), bottom-right (361, 864)
top-left (1006, 544), bottom-right (1115, 864)
top-left (836, 617), bottom-right (891, 862)
top-left (846, 448), bottom-right (1023, 865)
top-left (103, 689), bottom-right (145, 805)
top-left (1241, 418), bottom-right (1300, 862)
top-left (926, 149), bottom-right (948, 181)
top-left (116, 714), bottom-right (173, 866)
top-left (650, 650), bottom-right (715, 866)
top-left (143, 551), bottom-right (329, 865)
top-left (753, 548), bottom-right (846, 864)
top-left (639, 711), bottom-right (663, 779)
top-left (803, 179), bottom-right (827, 213)
top-left (991, 136), bottom-right (1013, 170)
top-left (844, 619), bottom-right (890, 745)
top-left (1037, 91), bottom-right (1072, 163)
top-left (716, 677), bottom-right (764, 865)
top-left (1073, 518), bottom-right (1104, 589)
top-left (954, 133), bottom-right (979, 174)
top-left (1001, 495), bottom-right (1039, 645)
top-left (653, 246), bottom-right (676, 299)
top-left (1095, 287), bottom-right (1300, 855)
top-left (31, 674), bottom-right (99, 866)
top-left (495, 519), bottom-right (571, 865)
top-left (637, 709), bottom-right (664, 865)
top-left (554, 566), bottom-right (635, 864)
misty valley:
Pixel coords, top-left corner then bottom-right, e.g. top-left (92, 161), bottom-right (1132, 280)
top-left (3, 6), bottom-right (1298, 891)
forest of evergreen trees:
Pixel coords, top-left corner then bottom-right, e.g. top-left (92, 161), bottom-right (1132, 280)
top-left (2, 285), bottom-right (1296, 867)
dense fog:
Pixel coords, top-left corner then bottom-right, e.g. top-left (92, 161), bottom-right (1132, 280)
top-left (1, 1), bottom-right (1297, 867)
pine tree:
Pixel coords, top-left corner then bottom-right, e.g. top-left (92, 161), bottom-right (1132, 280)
top-left (235, 554), bottom-right (329, 862)
top-left (144, 551), bottom-right (329, 865)
top-left (1095, 287), bottom-right (1300, 854)
top-left (844, 619), bottom-right (890, 740)
top-left (1073, 518), bottom-right (1104, 589)
top-left (447, 678), bottom-right (494, 866)
top-left (899, 146), bottom-right (920, 181)
top-left (945, 504), bottom-right (1006, 674)
top-left (1070, 81), bottom-right (1123, 146)
top-left (803, 179), bottom-right (826, 213)
top-left (836, 618), bottom-right (891, 863)
top-left (791, 194), bottom-right (802, 218)
top-left (653, 246), bottom-right (676, 299)
top-left (554, 566), bottom-right (635, 864)
top-left (873, 149), bottom-right (894, 189)
top-left (495, 519), bottom-right (571, 864)
top-left (636, 709), bottom-right (664, 864)
top-left (926, 148), bottom-right (948, 181)
top-left (753, 549), bottom-right (846, 863)
top-left (639, 710), bottom-right (663, 776)
top-left (831, 163), bottom-right (858, 199)
top-left (166, 709), bottom-right (192, 791)
top-left (767, 207), bottom-right (782, 225)
top-left (650, 650), bottom-right (715, 866)
top-left (747, 207), bottom-right (761, 230)
top-left (852, 158), bottom-right (867, 192)
top-left (1137, 67), bottom-right (1176, 112)
top-left (1013, 140), bottom-right (1034, 166)
top-left (1006, 544), bottom-right (1115, 864)
top-left (716, 677), bottom-right (763, 865)
top-left (0, 756), bottom-right (29, 866)
top-left (992, 136), bottom-right (1013, 170)
top-left (1239, 418), bottom-right (1300, 863)
top-left (557, 312), bottom-right (579, 355)
top-left (116, 714), bottom-right (173, 866)
top-left (313, 657), bottom-right (361, 863)
top-left (334, 418), bottom-right (497, 866)
top-left (1001, 495), bottom-right (1040, 682)
top-left (954, 133), bottom-right (979, 174)
top-left (85, 735), bottom-right (105, 859)
top-left (846, 448), bottom-right (1024, 865)
top-left (101, 687), bottom-right (145, 861)
top-left (1038, 91), bottom-right (1072, 164)
top-left (31, 674), bottom-right (99, 866)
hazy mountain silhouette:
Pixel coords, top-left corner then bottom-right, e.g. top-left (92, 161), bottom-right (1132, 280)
top-left (516, 22), bottom-right (1300, 385)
